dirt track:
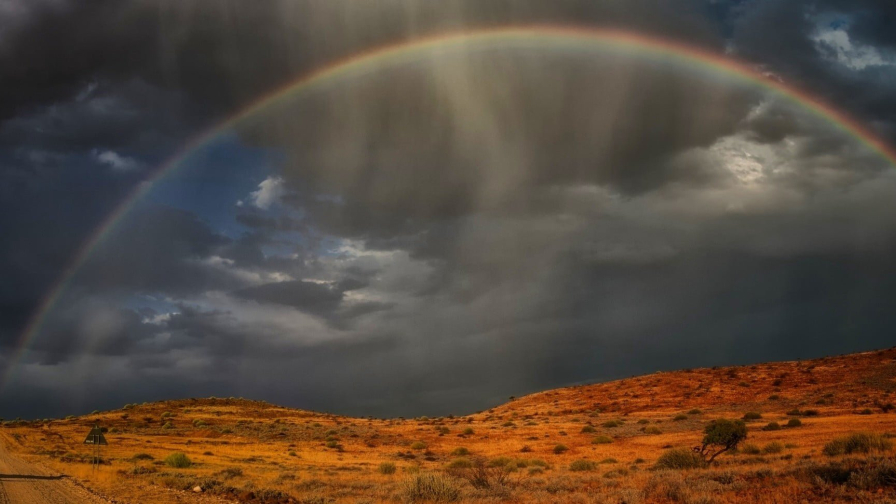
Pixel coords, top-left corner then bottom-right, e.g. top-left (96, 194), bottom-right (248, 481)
top-left (0, 438), bottom-right (106, 504)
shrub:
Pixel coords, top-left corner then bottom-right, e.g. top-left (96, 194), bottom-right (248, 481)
top-left (131, 453), bottom-right (153, 461)
top-left (673, 414), bottom-right (688, 421)
top-left (410, 441), bottom-right (427, 450)
top-left (161, 422), bottom-right (173, 430)
top-left (164, 452), bottom-right (191, 468)
top-left (446, 457), bottom-right (510, 490)
top-left (400, 473), bottom-right (460, 502)
top-left (644, 426), bottom-right (662, 435)
top-left (569, 459), bottom-right (597, 471)
top-left (688, 409), bottom-right (702, 415)
top-left (823, 433), bottom-right (893, 456)
top-left (580, 425), bottom-right (596, 433)
top-left (592, 436), bottom-right (613, 444)
top-left (768, 395), bottom-right (780, 400)
top-left (700, 419), bottom-right (748, 463)
top-left (450, 447), bottom-right (469, 456)
top-left (740, 444), bottom-right (761, 455)
top-left (637, 419), bottom-right (650, 424)
top-left (762, 422), bottom-right (781, 431)
top-left (379, 462), bottom-right (397, 475)
top-left (602, 420), bottom-right (621, 428)
top-left (786, 418), bottom-right (802, 428)
top-left (743, 412), bottom-right (762, 421)
top-left (654, 448), bottom-right (705, 470)
top-left (446, 458), bottom-right (472, 469)
top-left (462, 428), bottom-right (474, 435)
top-left (553, 444), bottom-right (568, 454)
top-left (763, 442), bottom-right (784, 454)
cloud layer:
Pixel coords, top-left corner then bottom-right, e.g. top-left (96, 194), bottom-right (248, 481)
top-left (1, 0), bottom-right (896, 419)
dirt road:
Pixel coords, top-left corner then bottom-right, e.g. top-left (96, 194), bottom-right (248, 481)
top-left (0, 438), bottom-right (107, 504)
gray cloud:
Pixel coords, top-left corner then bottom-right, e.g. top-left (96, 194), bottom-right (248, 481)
top-left (2, 0), bottom-right (896, 421)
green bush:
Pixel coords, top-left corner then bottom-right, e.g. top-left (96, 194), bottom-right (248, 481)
top-left (580, 425), bottom-right (596, 433)
top-left (164, 452), bottom-right (191, 468)
top-left (410, 441), bottom-right (427, 450)
top-left (462, 428), bottom-right (474, 435)
top-left (450, 447), bottom-right (469, 456)
top-left (446, 458), bottom-right (472, 469)
top-left (569, 459), bottom-right (597, 471)
top-left (400, 473), bottom-right (460, 502)
top-left (654, 448), bottom-right (705, 470)
top-left (823, 433), bottom-right (893, 456)
top-left (379, 462), bottom-right (397, 475)
top-left (592, 436), bottom-right (613, 444)
top-left (553, 444), bottom-right (568, 454)
top-left (644, 426), bottom-right (662, 435)
top-left (602, 420), bottom-right (621, 428)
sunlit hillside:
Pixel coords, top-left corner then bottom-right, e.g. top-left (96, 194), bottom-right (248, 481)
top-left (3, 347), bottom-right (896, 503)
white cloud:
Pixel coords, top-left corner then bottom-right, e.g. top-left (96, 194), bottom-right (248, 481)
top-left (94, 149), bottom-right (140, 172)
top-left (248, 176), bottom-right (285, 209)
top-left (813, 26), bottom-right (895, 71)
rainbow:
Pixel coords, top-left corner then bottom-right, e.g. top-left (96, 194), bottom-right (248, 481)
top-left (5, 25), bottom-right (896, 388)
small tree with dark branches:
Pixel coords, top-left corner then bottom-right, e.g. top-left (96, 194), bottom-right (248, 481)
top-left (698, 419), bottom-right (747, 463)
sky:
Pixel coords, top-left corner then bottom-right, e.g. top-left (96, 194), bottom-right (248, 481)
top-left (1, 0), bottom-right (896, 420)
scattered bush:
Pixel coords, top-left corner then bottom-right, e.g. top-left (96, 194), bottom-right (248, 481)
top-left (743, 412), bottom-right (762, 421)
top-left (462, 428), bottom-right (474, 435)
top-left (673, 414), bottom-right (688, 421)
top-left (643, 426), bottom-right (662, 435)
top-left (763, 442), bottom-right (784, 454)
top-left (786, 418), bottom-right (802, 428)
top-left (164, 452), bottom-right (191, 468)
top-left (762, 422), bottom-right (781, 431)
top-left (450, 447), bottom-right (469, 456)
top-left (400, 473), bottom-right (460, 502)
top-left (688, 409), bottom-right (702, 415)
top-left (569, 459), bottom-right (597, 471)
top-left (823, 433), bottom-right (893, 456)
top-left (580, 425), bottom-right (596, 433)
top-left (592, 436), bottom-right (613, 444)
top-left (553, 444), bottom-right (568, 454)
top-left (446, 458), bottom-right (472, 469)
top-left (740, 443), bottom-right (761, 455)
top-left (410, 441), bottom-right (427, 450)
top-left (379, 462), bottom-right (397, 475)
top-left (654, 448), bottom-right (705, 470)
top-left (602, 420), bottom-right (621, 428)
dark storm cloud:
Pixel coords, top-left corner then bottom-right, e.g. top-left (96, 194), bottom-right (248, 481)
top-left (0, 0), bottom-right (724, 123)
top-left (76, 207), bottom-right (233, 295)
top-left (2, 0), bottom-right (896, 422)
